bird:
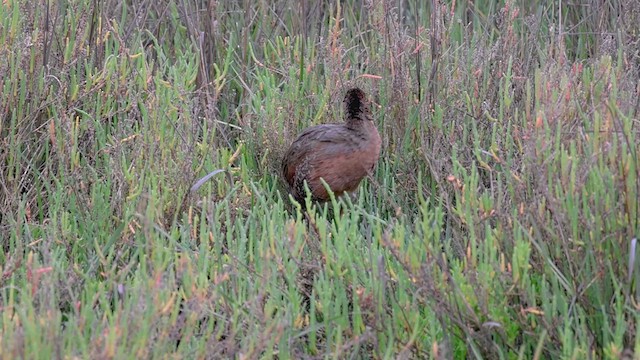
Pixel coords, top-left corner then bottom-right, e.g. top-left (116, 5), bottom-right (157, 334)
top-left (282, 87), bottom-right (381, 204)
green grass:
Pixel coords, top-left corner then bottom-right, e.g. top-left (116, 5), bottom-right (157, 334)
top-left (1, 0), bottom-right (639, 358)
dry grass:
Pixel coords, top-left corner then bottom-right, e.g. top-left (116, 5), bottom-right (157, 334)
top-left (1, 0), bottom-right (639, 358)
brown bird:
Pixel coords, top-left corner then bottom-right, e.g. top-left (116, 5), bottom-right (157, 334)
top-left (282, 88), bottom-right (381, 203)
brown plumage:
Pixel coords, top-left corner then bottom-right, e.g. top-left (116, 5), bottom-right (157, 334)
top-left (282, 88), bottom-right (381, 203)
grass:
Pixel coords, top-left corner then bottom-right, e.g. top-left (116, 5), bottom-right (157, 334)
top-left (1, 0), bottom-right (639, 358)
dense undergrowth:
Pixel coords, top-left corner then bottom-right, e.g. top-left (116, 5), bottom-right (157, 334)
top-left (1, 0), bottom-right (639, 358)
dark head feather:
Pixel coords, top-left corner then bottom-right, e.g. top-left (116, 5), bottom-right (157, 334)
top-left (343, 88), bottom-right (368, 119)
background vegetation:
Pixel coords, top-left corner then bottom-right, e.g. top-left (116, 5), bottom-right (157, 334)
top-left (1, 0), bottom-right (639, 358)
